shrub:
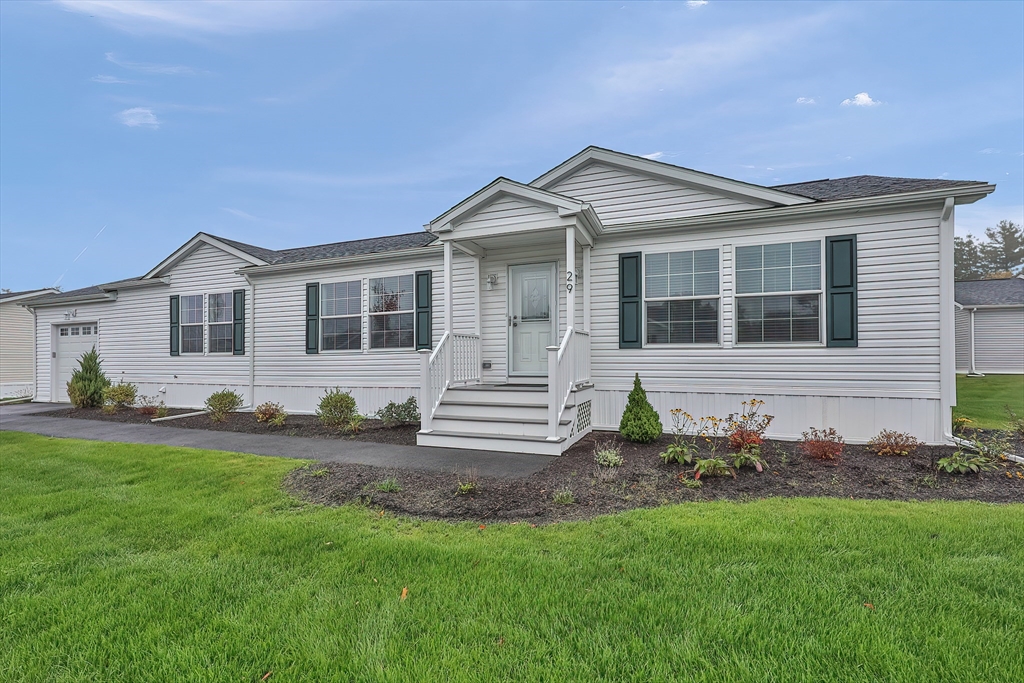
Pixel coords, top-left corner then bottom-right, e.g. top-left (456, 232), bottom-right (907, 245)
top-left (375, 477), bottom-right (402, 492)
top-left (346, 414), bottom-right (366, 434)
top-left (661, 410), bottom-right (699, 464)
top-left (254, 402), bottom-right (286, 424)
top-left (552, 487), bottom-right (575, 505)
top-left (456, 467), bottom-right (479, 495)
top-left (136, 394), bottom-right (159, 416)
top-left (205, 389), bottom-right (243, 423)
top-left (799, 427), bottom-right (845, 461)
top-left (376, 396), bottom-right (420, 427)
top-left (727, 399), bottom-right (773, 452)
top-left (867, 430), bottom-right (921, 457)
top-left (937, 449), bottom-right (997, 475)
top-left (693, 457), bottom-right (733, 479)
top-left (317, 388), bottom-right (357, 428)
top-left (595, 445), bottom-right (623, 468)
top-left (103, 381), bottom-right (138, 411)
top-left (154, 403), bottom-right (169, 419)
top-left (619, 374), bottom-right (662, 443)
top-left (66, 348), bottom-right (110, 408)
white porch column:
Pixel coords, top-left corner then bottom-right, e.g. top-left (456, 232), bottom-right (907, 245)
top-left (582, 244), bottom-right (591, 333)
top-left (444, 240), bottom-right (454, 332)
top-left (472, 254), bottom-right (481, 336)
top-left (566, 226), bottom-right (576, 331)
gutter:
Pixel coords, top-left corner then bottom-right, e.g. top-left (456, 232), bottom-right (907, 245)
top-left (242, 272), bottom-right (256, 406)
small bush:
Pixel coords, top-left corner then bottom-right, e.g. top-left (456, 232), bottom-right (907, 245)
top-left (552, 487), bottom-right (575, 505)
top-left (103, 381), bottom-right (138, 411)
top-left (376, 396), bottom-right (420, 427)
top-left (205, 389), bottom-right (244, 423)
top-left (375, 477), bottom-right (402, 492)
top-left (136, 394), bottom-right (159, 416)
top-left (456, 467), bottom-right (479, 495)
top-left (731, 450), bottom-right (765, 472)
top-left (693, 457), bottom-right (733, 480)
top-left (951, 414), bottom-right (973, 434)
top-left (867, 430), bottom-right (921, 457)
top-left (937, 449), bottom-right (997, 475)
top-left (799, 427), bottom-right (845, 461)
top-left (727, 399), bottom-right (773, 452)
top-left (66, 348), bottom-right (110, 408)
top-left (254, 402), bottom-right (286, 423)
top-left (346, 414), bottom-right (366, 434)
top-left (317, 388), bottom-right (356, 428)
top-left (595, 445), bottom-right (623, 468)
top-left (619, 374), bottom-right (662, 443)
top-left (154, 403), bottom-right (169, 419)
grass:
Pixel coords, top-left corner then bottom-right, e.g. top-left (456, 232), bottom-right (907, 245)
top-left (956, 373), bottom-right (1024, 430)
top-left (2, 432), bottom-right (1023, 682)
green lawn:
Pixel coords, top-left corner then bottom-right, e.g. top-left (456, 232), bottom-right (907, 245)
top-left (2, 433), bottom-right (1022, 682)
top-left (956, 373), bottom-right (1024, 430)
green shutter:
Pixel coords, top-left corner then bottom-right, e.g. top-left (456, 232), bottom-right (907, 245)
top-left (306, 283), bottom-right (319, 354)
top-left (826, 235), bottom-right (857, 347)
top-left (232, 289), bottom-right (245, 355)
top-left (169, 295), bottom-right (179, 356)
top-left (415, 270), bottom-right (432, 350)
top-left (619, 252), bottom-right (642, 348)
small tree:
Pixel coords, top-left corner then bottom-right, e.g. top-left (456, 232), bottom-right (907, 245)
top-left (66, 347), bottom-right (110, 408)
top-left (980, 220), bottom-right (1024, 276)
top-left (619, 373), bottom-right (663, 443)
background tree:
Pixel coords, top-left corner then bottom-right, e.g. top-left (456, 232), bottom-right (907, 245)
top-left (979, 220), bottom-right (1024, 276)
top-left (954, 235), bottom-right (987, 280)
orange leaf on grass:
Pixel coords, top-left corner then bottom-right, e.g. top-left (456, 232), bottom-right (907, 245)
top-left (400, 587), bottom-right (408, 601)
top-left (864, 603), bottom-right (875, 610)
top-left (261, 672), bottom-right (273, 681)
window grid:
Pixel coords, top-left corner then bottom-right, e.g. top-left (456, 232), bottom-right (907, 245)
top-left (369, 275), bottom-right (415, 349)
top-left (734, 240), bottom-right (823, 344)
top-left (321, 280), bottom-right (362, 351)
top-left (644, 248), bottom-right (721, 345)
top-left (180, 294), bottom-right (204, 354)
top-left (207, 292), bottom-right (233, 354)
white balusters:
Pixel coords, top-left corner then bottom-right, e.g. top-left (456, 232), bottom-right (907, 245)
top-left (420, 330), bottom-right (482, 432)
top-left (547, 328), bottom-right (592, 438)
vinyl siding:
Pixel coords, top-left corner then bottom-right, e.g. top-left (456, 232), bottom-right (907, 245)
top-left (548, 162), bottom-right (772, 226)
top-left (973, 307), bottom-right (1024, 373)
top-left (955, 307), bottom-right (971, 371)
top-left (0, 301), bottom-right (36, 395)
top-left (34, 243), bottom-right (253, 406)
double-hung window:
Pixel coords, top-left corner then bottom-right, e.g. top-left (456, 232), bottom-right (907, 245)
top-left (207, 293), bottom-right (233, 353)
top-left (369, 274), bottom-right (414, 349)
top-left (321, 281), bottom-right (362, 351)
top-left (180, 295), bottom-right (204, 353)
top-left (645, 248), bottom-right (720, 344)
top-left (735, 240), bottom-right (821, 343)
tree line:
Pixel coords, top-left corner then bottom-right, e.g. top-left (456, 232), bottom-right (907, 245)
top-left (954, 220), bottom-right (1024, 281)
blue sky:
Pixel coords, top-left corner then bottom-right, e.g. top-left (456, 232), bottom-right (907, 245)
top-left (1, 0), bottom-right (1021, 292)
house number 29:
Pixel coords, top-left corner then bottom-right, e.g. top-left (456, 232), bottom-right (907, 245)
top-left (565, 270), bottom-right (574, 293)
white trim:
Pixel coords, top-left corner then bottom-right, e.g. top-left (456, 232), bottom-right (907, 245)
top-left (938, 198), bottom-right (956, 418)
top-left (2, 289), bottom-right (58, 305)
top-left (145, 233), bottom-right (268, 279)
top-left (641, 246), bottom-right (723, 348)
top-left (530, 146), bottom-right (815, 207)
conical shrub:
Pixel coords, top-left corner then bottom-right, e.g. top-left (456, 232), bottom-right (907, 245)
top-left (66, 347), bottom-right (110, 408)
top-left (619, 373), bottom-right (663, 443)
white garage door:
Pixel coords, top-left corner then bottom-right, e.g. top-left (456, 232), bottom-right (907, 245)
top-left (55, 324), bottom-right (98, 402)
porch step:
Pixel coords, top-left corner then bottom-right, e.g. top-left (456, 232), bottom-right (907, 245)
top-left (417, 429), bottom-right (566, 456)
top-left (444, 386), bottom-right (549, 406)
top-left (429, 415), bottom-right (570, 438)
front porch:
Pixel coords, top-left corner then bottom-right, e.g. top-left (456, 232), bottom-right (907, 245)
top-left (417, 179), bottom-right (602, 455)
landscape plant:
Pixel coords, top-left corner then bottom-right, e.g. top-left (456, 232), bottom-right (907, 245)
top-left (136, 394), bottom-right (160, 417)
top-left (660, 410), bottom-right (699, 464)
top-left (552, 487), bottom-right (575, 505)
top-left (66, 348), bottom-right (110, 408)
top-left (205, 389), bottom-right (244, 423)
top-left (693, 457), bottom-right (733, 480)
top-left (317, 388), bottom-right (357, 428)
top-left (1005, 405), bottom-right (1024, 440)
top-left (727, 398), bottom-right (773, 454)
top-left (374, 477), bottom-right (402, 493)
top-left (254, 402), bottom-right (287, 427)
top-left (594, 444), bottom-right (623, 468)
top-left (731, 450), bottom-right (765, 473)
top-left (619, 374), bottom-right (662, 443)
top-left (346, 414), bottom-right (366, 434)
top-left (456, 467), bottom-right (479, 495)
top-left (867, 430), bottom-right (921, 457)
top-left (376, 396), bottom-right (420, 427)
top-left (937, 448), bottom-right (997, 475)
top-left (103, 381), bottom-right (138, 411)
top-left (799, 427), bottom-right (845, 461)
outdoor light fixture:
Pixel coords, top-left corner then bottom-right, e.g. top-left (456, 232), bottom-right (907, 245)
top-left (486, 274), bottom-right (498, 290)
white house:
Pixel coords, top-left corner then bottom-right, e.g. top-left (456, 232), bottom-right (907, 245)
top-left (955, 277), bottom-right (1024, 375)
top-left (24, 148), bottom-right (995, 453)
top-left (0, 288), bottom-right (58, 398)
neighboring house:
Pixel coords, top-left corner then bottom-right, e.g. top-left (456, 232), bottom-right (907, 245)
top-left (24, 148), bottom-right (994, 452)
top-left (955, 277), bottom-right (1024, 375)
top-left (0, 288), bottom-right (58, 398)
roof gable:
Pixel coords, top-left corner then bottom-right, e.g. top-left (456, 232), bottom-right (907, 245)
top-left (143, 233), bottom-right (270, 279)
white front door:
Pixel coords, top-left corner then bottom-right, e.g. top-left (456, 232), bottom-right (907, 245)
top-left (508, 263), bottom-right (557, 377)
top-left (55, 323), bottom-right (98, 402)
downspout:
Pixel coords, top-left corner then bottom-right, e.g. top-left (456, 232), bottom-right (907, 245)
top-left (966, 307), bottom-right (984, 377)
top-left (31, 306), bottom-right (38, 401)
top-left (242, 273), bottom-right (256, 408)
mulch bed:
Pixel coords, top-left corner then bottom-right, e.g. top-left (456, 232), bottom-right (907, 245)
top-left (46, 407), bottom-right (419, 446)
top-left (286, 433), bottom-right (1024, 524)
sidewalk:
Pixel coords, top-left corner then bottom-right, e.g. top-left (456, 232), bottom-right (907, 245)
top-left (0, 403), bottom-right (552, 479)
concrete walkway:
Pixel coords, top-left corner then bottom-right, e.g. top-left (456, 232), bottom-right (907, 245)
top-left (0, 402), bottom-right (552, 479)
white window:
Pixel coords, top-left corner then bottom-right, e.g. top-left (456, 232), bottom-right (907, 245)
top-left (70, 326), bottom-right (80, 336)
top-left (81, 326), bottom-right (92, 335)
top-left (735, 240), bottom-right (821, 343)
top-left (369, 274), bottom-right (414, 349)
top-left (59, 327), bottom-right (69, 336)
top-left (321, 281), bottom-right (361, 351)
top-left (207, 292), bottom-right (233, 354)
top-left (180, 295), bottom-right (204, 353)
top-left (644, 248), bottom-right (720, 344)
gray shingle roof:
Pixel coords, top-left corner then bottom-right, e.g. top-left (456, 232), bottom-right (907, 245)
top-left (771, 176), bottom-right (987, 201)
top-left (22, 284), bottom-right (114, 306)
top-left (215, 236), bottom-right (282, 264)
top-left (217, 231), bottom-right (437, 266)
top-left (0, 288), bottom-right (56, 301)
top-left (955, 277), bottom-right (1024, 307)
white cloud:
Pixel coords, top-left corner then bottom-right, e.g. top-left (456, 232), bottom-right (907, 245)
top-left (641, 152), bottom-right (665, 160)
top-left (841, 92), bottom-right (881, 107)
top-left (687, 1), bottom-right (709, 7)
top-left (978, 148), bottom-right (999, 154)
top-left (105, 52), bottom-right (197, 76)
top-left (58, 1), bottom-right (352, 36)
top-left (221, 208), bottom-right (259, 221)
top-left (795, 97), bottom-right (816, 105)
top-left (118, 107), bottom-right (159, 128)
top-left (92, 74), bottom-right (135, 84)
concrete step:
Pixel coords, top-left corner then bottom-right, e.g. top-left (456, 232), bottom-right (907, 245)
top-left (430, 415), bottom-right (570, 438)
top-left (434, 401), bottom-right (548, 419)
top-left (417, 429), bottom-right (565, 456)
top-left (444, 386), bottom-right (548, 406)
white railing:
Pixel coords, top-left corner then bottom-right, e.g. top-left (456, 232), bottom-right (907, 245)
top-left (419, 331), bottom-right (481, 431)
top-left (547, 327), bottom-right (591, 438)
